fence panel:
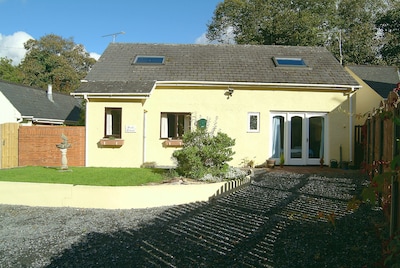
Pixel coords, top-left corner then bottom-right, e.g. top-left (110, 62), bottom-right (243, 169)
top-left (0, 123), bottom-right (19, 169)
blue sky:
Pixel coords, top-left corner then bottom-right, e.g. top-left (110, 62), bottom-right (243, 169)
top-left (0, 0), bottom-right (222, 64)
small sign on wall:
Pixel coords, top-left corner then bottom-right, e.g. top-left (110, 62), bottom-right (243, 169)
top-left (125, 125), bottom-right (137, 133)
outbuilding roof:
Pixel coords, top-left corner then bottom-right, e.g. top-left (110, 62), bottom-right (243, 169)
top-left (0, 80), bottom-right (81, 124)
top-left (76, 43), bottom-right (359, 95)
top-left (347, 65), bottom-right (399, 98)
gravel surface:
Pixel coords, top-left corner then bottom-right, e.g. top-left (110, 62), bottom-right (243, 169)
top-left (0, 206), bottom-right (170, 267)
top-left (0, 170), bottom-right (386, 267)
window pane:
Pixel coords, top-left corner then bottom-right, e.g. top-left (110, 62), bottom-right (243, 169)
top-left (272, 116), bottom-right (284, 158)
top-left (309, 116), bottom-right (324, 159)
top-left (250, 115), bottom-right (258, 130)
top-left (105, 108), bottom-right (122, 138)
top-left (291, 116), bottom-right (302, 158)
top-left (161, 113), bottom-right (191, 139)
top-left (134, 56), bottom-right (165, 64)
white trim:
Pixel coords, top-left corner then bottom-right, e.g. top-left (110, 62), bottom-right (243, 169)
top-left (247, 112), bottom-right (260, 132)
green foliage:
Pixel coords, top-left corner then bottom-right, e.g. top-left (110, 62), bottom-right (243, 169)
top-left (361, 172), bottom-right (390, 204)
top-left (172, 127), bottom-right (235, 180)
top-left (18, 34), bottom-right (96, 93)
top-left (376, 5), bottom-right (400, 65)
top-left (0, 57), bottom-right (22, 83)
top-left (207, 0), bottom-right (396, 65)
top-left (384, 231), bottom-right (400, 267)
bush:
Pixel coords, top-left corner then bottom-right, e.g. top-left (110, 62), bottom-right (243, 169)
top-left (172, 127), bottom-right (235, 180)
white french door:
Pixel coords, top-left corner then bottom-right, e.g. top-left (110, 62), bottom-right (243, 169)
top-left (271, 112), bottom-right (326, 165)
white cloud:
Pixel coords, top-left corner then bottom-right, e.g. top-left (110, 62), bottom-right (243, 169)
top-left (89, 52), bottom-right (101, 61)
top-left (195, 33), bottom-right (211, 44)
top-left (195, 26), bottom-right (236, 45)
top-left (0, 31), bottom-right (33, 65)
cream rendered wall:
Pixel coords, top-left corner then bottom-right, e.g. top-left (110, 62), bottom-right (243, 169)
top-left (345, 67), bottom-right (383, 126)
top-left (0, 92), bottom-right (21, 124)
top-left (86, 99), bottom-right (144, 167)
top-left (142, 87), bottom-right (351, 167)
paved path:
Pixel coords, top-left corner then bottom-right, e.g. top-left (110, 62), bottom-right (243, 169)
top-left (46, 170), bottom-right (383, 267)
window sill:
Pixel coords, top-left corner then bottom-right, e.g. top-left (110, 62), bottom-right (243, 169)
top-left (99, 138), bottom-right (124, 147)
top-left (163, 139), bottom-right (183, 147)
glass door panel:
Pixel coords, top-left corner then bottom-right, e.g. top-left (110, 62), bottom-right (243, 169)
top-left (308, 116), bottom-right (324, 159)
top-left (272, 116), bottom-right (285, 159)
top-left (290, 116), bottom-right (303, 159)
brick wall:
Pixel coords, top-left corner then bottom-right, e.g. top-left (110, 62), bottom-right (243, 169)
top-left (19, 126), bottom-right (85, 167)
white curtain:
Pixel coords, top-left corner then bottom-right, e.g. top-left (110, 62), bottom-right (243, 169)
top-left (161, 114), bottom-right (168, 138)
top-left (105, 111), bottom-right (112, 136)
top-left (272, 116), bottom-right (281, 158)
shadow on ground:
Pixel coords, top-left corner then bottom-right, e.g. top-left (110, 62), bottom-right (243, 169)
top-left (46, 170), bottom-right (385, 267)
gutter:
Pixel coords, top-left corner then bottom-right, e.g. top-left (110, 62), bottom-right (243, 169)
top-left (155, 81), bottom-right (360, 93)
top-left (71, 92), bottom-right (151, 99)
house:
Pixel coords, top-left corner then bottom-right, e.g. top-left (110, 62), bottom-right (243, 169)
top-left (346, 65), bottom-right (400, 125)
top-left (72, 43), bottom-right (360, 168)
top-left (0, 80), bottom-right (81, 125)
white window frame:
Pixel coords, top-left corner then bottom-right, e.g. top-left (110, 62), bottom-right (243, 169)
top-left (104, 107), bottom-right (122, 138)
top-left (160, 112), bottom-right (191, 139)
top-left (247, 112), bottom-right (260, 133)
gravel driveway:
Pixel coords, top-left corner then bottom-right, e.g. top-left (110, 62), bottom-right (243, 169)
top-left (0, 170), bottom-right (385, 267)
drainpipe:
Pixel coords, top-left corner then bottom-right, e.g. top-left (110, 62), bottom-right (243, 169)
top-left (348, 93), bottom-right (354, 163)
top-left (84, 94), bottom-right (89, 167)
top-left (143, 110), bottom-right (148, 164)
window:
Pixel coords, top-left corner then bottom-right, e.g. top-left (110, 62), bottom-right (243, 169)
top-left (248, 112), bottom-right (260, 132)
top-left (104, 108), bottom-right (122, 138)
top-left (273, 57), bottom-right (307, 67)
top-left (161, 113), bottom-right (191, 139)
top-left (134, 56), bottom-right (165, 64)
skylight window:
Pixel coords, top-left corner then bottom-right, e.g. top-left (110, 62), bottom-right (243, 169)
top-left (134, 56), bottom-right (165, 64)
top-left (273, 57), bottom-right (307, 67)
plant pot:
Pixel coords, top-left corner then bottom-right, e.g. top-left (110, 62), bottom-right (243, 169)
top-left (99, 139), bottom-right (124, 147)
top-left (267, 159), bottom-right (275, 168)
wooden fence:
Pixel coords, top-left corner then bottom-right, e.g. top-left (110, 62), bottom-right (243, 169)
top-left (0, 123), bottom-right (19, 169)
top-left (0, 124), bottom-right (85, 168)
top-left (363, 90), bottom-right (400, 234)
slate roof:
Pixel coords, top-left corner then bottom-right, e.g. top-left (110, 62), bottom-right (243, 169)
top-left (347, 65), bottom-right (399, 98)
top-left (76, 43), bottom-right (359, 94)
top-left (0, 80), bottom-right (81, 124)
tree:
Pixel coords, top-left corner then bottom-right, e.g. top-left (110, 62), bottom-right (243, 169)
top-left (0, 58), bottom-right (22, 83)
top-left (329, 0), bottom-right (387, 65)
top-left (18, 34), bottom-right (96, 93)
top-left (376, 5), bottom-right (400, 65)
top-left (207, 0), bottom-right (334, 46)
top-left (206, 0), bottom-right (395, 65)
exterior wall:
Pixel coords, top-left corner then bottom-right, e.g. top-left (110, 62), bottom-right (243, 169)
top-left (85, 99), bottom-right (144, 167)
top-left (19, 126), bottom-right (85, 167)
top-left (345, 67), bottom-right (383, 126)
top-left (84, 86), bottom-right (353, 168)
top-left (0, 92), bottom-right (21, 124)
top-left (143, 87), bottom-right (350, 167)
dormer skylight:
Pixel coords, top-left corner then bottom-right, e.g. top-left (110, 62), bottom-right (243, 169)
top-left (134, 56), bottom-right (165, 64)
top-left (273, 57), bottom-right (307, 67)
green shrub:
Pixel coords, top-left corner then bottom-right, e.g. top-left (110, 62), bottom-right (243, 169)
top-left (172, 127), bottom-right (235, 180)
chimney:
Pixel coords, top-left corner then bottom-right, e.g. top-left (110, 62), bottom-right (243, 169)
top-left (47, 84), bottom-right (54, 102)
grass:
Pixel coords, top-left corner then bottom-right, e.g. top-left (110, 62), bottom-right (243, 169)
top-left (0, 166), bottom-right (169, 186)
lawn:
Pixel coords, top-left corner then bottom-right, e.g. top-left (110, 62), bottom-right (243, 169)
top-left (0, 166), bottom-right (168, 186)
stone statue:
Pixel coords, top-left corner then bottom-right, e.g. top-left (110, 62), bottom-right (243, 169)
top-left (56, 134), bottom-right (71, 170)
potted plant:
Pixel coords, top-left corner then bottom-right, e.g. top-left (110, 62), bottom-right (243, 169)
top-left (280, 152), bottom-right (285, 168)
